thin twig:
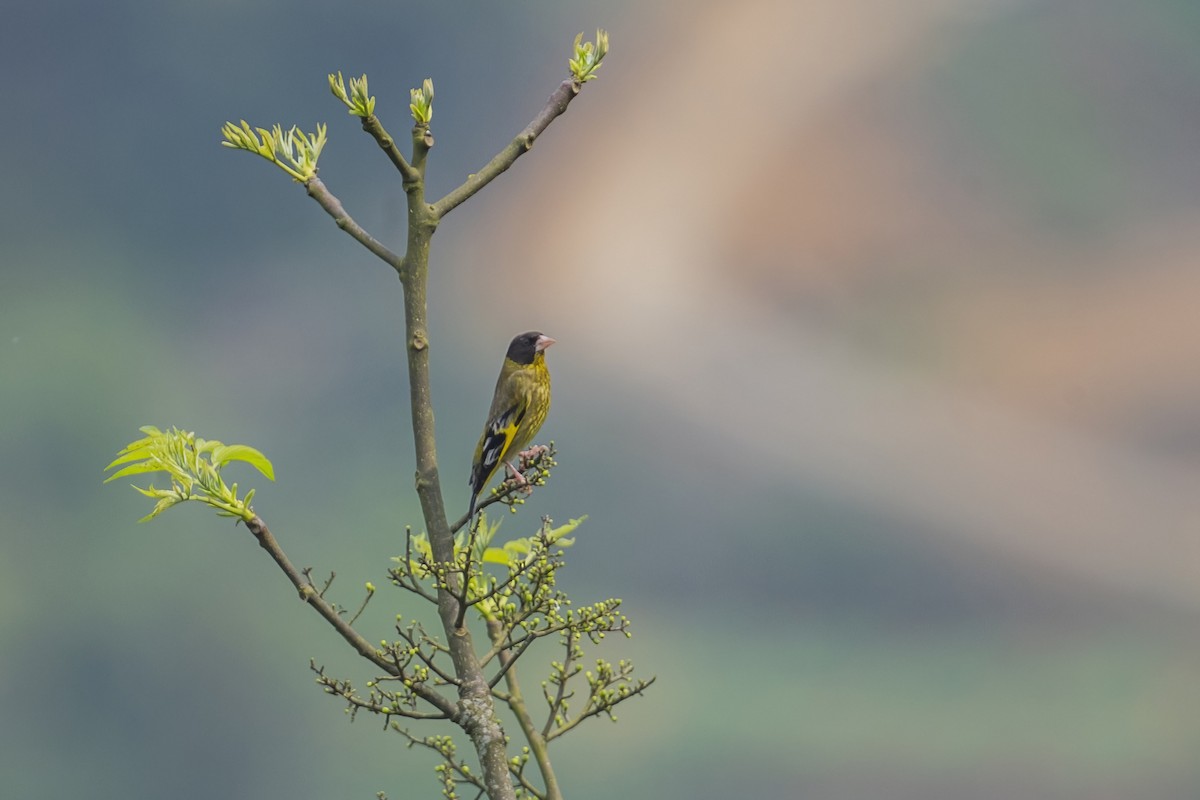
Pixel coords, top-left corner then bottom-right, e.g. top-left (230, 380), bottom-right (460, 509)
top-left (394, 728), bottom-right (488, 792)
top-left (453, 517), bottom-right (485, 630)
top-left (392, 527), bottom-right (438, 603)
top-left (316, 671), bottom-right (449, 721)
top-left (487, 636), bottom-right (538, 689)
top-left (348, 585), bottom-right (374, 626)
top-left (396, 622), bottom-right (461, 687)
top-left (541, 637), bottom-right (577, 740)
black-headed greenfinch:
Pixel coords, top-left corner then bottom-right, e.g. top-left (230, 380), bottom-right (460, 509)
top-left (468, 331), bottom-right (555, 518)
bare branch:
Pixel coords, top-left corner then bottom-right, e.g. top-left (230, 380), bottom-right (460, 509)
top-left (431, 80), bottom-right (582, 220)
top-left (542, 636), bottom-right (578, 739)
top-left (395, 728), bottom-right (488, 797)
top-left (314, 667), bottom-right (450, 722)
top-left (358, 114), bottom-right (421, 185)
top-left (544, 657), bottom-right (655, 744)
top-left (395, 620), bottom-right (461, 687)
top-left (247, 515), bottom-right (458, 719)
top-left (304, 176), bottom-right (405, 275)
top-left (487, 619), bottom-right (562, 800)
top-left (348, 583), bottom-right (375, 626)
top-left (390, 527), bottom-right (439, 603)
top-left (487, 636), bottom-right (538, 690)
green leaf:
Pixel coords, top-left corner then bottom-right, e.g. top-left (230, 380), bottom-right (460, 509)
top-left (103, 446), bottom-right (156, 472)
top-left (546, 515), bottom-right (587, 544)
top-left (329, 71), bottom-right (349, 104)
top-left (140, 495), bottom-right (181, 523)
top-left (482, 547), bottom-right (513, 566)
top-left (210, 444), bottom-right (275, 480)
top-left (133, 484), bottom-right (178, 500)
top-left (103, 461), bottom-right (168, 483)
top-left (503, 538), bottom-right (532, 556)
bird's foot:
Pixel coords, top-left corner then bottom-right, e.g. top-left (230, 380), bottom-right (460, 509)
top-left (518, 444), bottom-right (549, 469)
top-left (503, 460), bottom-right (535, 496)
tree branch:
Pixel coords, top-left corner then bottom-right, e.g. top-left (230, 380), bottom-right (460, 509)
top-left (430, 80), bottom-right (582, 220)
top-left (304, 176), bottom-right (404, 275)
top-left (448, 446), bottom-right (557, 534)
top-left (541, 635), bottom-right (578, 740)
top-left (314, 668), bottom-right (451, 721)
top-left (393, 121), bottom-right (516, 800)
top-left (245, 515), bottom-right (458, 719)
top-left (395, 728), bottom-right (488, 796)
top-left (295, 71), bottom-right (595, 800)
top-left (358, 114), bottom-right (421, 185)
top-left (488, 618), bottom-right (562, 800)
top-left (395, 620), bottom-right (461, 687)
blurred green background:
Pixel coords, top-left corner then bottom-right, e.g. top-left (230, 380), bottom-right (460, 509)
top-left (5, 1), bottom-right (1200, 798)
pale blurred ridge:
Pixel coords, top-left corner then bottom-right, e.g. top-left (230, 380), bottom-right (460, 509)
top-left (462, 0), bottom-right (1200, 605)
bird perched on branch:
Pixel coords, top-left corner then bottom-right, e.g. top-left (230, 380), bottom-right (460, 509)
top-left (468, 331), bottom-right (555, 519)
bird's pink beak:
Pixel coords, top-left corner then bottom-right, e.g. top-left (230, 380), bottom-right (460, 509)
top-left (536, 335), bottom-right (556, 352)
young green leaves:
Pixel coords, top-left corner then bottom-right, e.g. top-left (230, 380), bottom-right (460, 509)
top-left (330, 70), bottom-right (435, 126)
top-left (568, 29), bottom-right (609, 84)
top-left (329, 71), bottom-right (376, 118)
top-left (105, 426), bottom-right (275, 523)
top-left (220, 120), bottom-right (327, 182)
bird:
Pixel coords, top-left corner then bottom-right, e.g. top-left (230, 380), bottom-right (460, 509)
top-left (468, 331), bottom-right (555, 519)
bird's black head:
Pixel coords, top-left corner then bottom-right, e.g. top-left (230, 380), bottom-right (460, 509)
top-left (506, 331), bottom-right (556, 365)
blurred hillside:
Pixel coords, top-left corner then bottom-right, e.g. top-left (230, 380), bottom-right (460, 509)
top-left (445, 0), bottom-right (1200, 613)
top-left (3, 1), bottom-right (1200, 799)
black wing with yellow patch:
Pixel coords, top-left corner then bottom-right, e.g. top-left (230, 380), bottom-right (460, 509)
top-left (469, 398), bottom-right (526, 510)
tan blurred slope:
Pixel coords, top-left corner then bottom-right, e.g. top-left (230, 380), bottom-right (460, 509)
top-left (458, 0), bottom-right (1200, 606)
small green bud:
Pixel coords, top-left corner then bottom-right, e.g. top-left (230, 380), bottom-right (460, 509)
top-left (409, 78), bottom-right (434, 124)
top-left (568, 29), bottom-right (610, 84)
